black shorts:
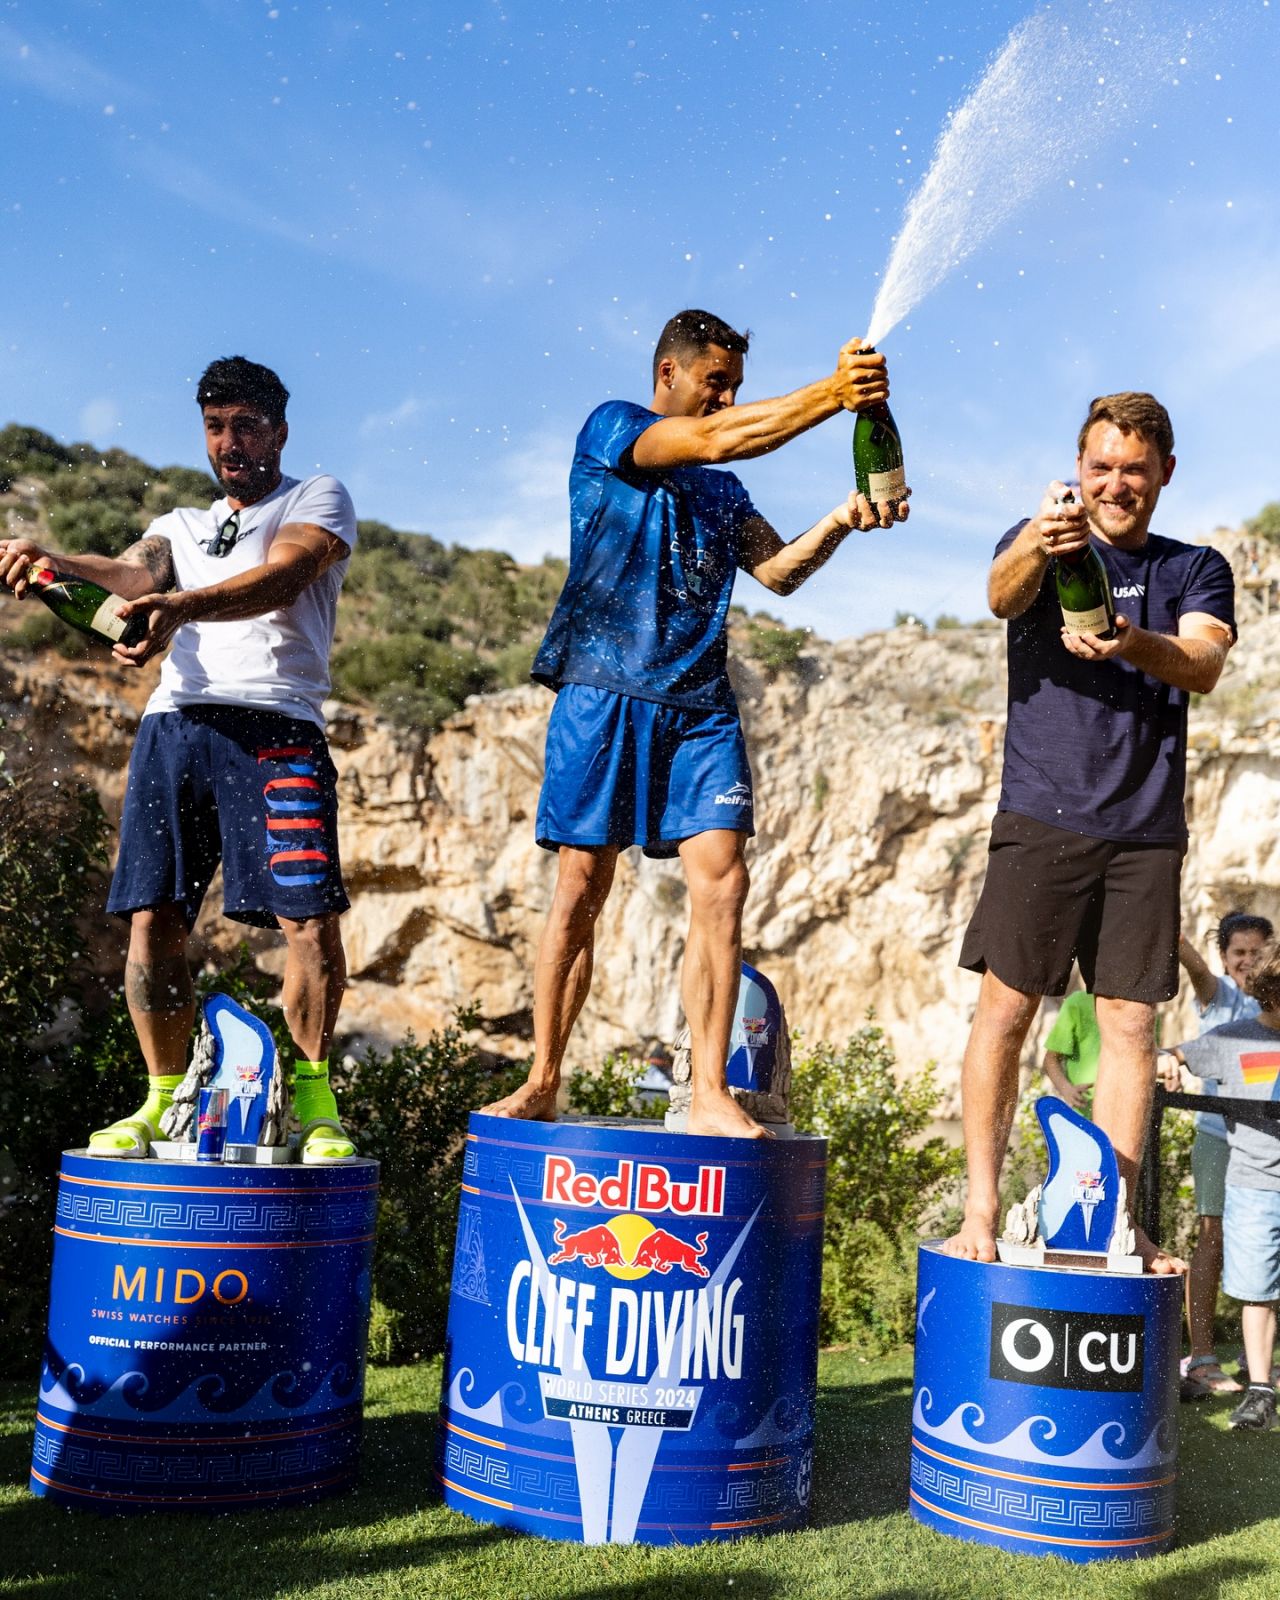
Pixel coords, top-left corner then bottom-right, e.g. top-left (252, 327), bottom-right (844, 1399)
top-left (958, 810), bottom-right (1182, 1003)
top-left (107, 706), bottom-right (350, 931)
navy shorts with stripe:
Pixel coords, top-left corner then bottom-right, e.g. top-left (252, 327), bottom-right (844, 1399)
top-left (107, 706), bottom-right (349, 930)
top-left (536, 683), bottom-right (754, 860)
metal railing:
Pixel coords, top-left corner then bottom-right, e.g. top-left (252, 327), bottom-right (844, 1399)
top-left (1138, 1086), bottom-right (1280, 1241)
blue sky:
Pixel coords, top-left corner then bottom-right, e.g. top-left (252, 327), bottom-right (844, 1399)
top-left (1, 0), bottom-right (1276, 638)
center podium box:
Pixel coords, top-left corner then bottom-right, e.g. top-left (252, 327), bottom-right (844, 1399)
top-left (436, 1114), bottom-right (827, 1545)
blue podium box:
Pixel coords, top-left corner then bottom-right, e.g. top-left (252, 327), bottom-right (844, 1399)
top-left (436, 1114), bottom-right (827, 1545)
top-left (31, 1151), bottom-right (380, 1513)
top-left (910, 1243), bottom-right (1182, 1561)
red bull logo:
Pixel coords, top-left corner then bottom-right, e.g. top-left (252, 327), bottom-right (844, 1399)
top-left (550, 1218), bottom-right (709, 1278)
top-left (234, 1063), bottom-right (262, 1085)
top-left (542, 1156), bottom-right (724, 1217)
top-left (741, 1015), bottom-right (768, 1037)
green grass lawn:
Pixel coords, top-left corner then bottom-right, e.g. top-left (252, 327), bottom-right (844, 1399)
top-left (2, 1350), bottom-right (1279, 1600)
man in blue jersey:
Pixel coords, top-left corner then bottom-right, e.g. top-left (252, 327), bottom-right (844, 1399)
top-left (485, 309), bottom-right (909, 1139)
top-left (947, 391), bottom-right (1236, 1268)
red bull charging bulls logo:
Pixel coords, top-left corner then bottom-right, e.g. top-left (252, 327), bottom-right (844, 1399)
top-left (437, 1114), bottom-right (827, 1546)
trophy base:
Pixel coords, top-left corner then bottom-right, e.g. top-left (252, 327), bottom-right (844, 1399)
top-left (996, 1240), bottom-right (1143, 1275)
top-left (151, 1141), bottom-right (294, 1165)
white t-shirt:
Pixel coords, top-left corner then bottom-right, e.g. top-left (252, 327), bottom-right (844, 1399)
top-left (143, 474), bottom-right (357, 727)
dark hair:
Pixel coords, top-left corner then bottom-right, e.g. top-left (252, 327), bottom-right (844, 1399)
top-left (652, 309), bottom-right (750, 386)
top-left (1216, 909), bottom-right (1274, 954)
top-left (196, 356), bottom-right (290, 424)
top-left (1246, 946), bottom-right (1280, 1012)
top-left (1077, 391), bottom-right (1174, 464)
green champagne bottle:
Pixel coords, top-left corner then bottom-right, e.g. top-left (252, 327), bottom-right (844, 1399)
top-left (852, 395), bottom-right (906, 511)
top-left (1053, 494), bottom-right (1117, 639)
top-left (26, 561), bottom-right (147, 648)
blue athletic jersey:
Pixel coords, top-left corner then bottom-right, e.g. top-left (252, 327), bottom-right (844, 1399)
top-left (532, 400), bottom-right (761, 709)
top-left (996, 523), bottom-right (1235, 845)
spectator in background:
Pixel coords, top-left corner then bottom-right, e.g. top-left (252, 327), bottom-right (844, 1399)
top-left (1163, 946), bottom-right (1280, 1430)
top-left (1176, 911), bottom-right (1274, 1397)
top-left (1041, 989), bottom-right (1100, 1114)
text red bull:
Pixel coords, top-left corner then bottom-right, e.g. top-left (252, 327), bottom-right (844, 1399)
top-left (437, 1115), bottom-right (826, 1545)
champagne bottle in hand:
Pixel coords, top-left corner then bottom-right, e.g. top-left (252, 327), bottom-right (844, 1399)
top-left (852, 364), bottom-right (906, 512)
top-left (1053, 491), bottom-right (1117, 640)
top-left (26, 561), bottom-right (147, 648)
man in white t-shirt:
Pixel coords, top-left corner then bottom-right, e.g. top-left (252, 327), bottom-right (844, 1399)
top-left (0, 356), bottom-right (358, 1162)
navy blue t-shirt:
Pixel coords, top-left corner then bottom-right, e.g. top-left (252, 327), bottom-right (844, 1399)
top-left (532, 400), bottom-right (761, 709)
top-left (996, 523), bottom-right (1235, 845)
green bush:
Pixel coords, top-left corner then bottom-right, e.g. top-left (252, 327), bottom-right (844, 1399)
top-left (333, 1016), bottom-right (525, 1362)
top-left (742, 619), bottom-right (807, 674)
top-left (567, 1050), bottom-right (665, 1119)
top-left (0, 424), bottom-right (74, 490)
top-left (0, 729), bottom-right (117, 1375)
top-left (790, 1020), bottom-right (964, 1351)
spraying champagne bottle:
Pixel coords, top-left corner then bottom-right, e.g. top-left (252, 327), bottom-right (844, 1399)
top-left (26, 561), bottom-right (147, 648)
top-left (851, 349), bottom-right (906, 509)
top-left (1053, 491), bottom-right (1117, 640)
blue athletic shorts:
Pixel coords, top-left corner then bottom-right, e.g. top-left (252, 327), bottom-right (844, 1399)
top-left (536, 683), bottom-right (754, 860)
top-left (107, 706), bottom-right (350, 930)
top-left (1223, 1183), bottom-right (1280, 1304)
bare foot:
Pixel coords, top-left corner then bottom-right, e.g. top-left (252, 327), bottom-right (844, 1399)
top-left (686, 1092), bottom-right (774, 1141)
top-left (1135, 1226), bottom-right (1186, 1276)
top-left (480, 1080), bottom-right (559, 1121)
top-left (942, 1213), bottom-right (998, 1263)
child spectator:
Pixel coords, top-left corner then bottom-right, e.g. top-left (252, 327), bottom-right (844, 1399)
top-left (1041, 989), bottom-right (1098, 1114)
top-left (1177, 912), bottom-right (1273, 1397)
top-left (1166, 945), bottom-right (1280, 1430)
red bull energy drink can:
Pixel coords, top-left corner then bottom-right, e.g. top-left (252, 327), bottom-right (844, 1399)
top-left (196, 1086), bottom-right (229, 1164)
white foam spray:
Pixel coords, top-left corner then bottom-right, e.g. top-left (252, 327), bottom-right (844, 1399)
top-left (865, 2), bottom-right (1220, 347)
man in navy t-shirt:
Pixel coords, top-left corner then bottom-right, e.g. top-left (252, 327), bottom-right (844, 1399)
top-left (948, 391), bottom-right (1235, 1268)
top-left (485, 308), bottom-right (910, 1139)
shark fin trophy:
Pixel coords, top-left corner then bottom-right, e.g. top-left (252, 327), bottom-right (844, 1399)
top-left (996, 1095), bottom-right (1140, 1274)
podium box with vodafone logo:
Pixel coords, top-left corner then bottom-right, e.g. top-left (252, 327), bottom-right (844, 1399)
top-left (435, 1113), bottom-right (827, 1545)
top-left (910, 1245), bottom-right (1182, 1562)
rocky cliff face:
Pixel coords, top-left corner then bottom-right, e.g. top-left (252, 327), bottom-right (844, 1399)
top-left (5, 529), bottom-right (1278, 1108)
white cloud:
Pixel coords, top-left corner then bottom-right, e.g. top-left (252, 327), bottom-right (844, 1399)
top-left (80, 397), bottom-right (121, 440)
top-left (433, 426), bottom-right (572, 565)
top-left (358, 396), bottom-right (427, 439)
top-left (0, 22), bottom-right (141, 110)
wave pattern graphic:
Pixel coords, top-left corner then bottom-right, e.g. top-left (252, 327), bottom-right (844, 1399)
top-left (40, 1361), bottom-right (358, 1424)
top-left (913, 1388), bottom-right (1176, 1469)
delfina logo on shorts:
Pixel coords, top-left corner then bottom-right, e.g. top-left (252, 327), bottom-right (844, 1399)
top-left (714, 782), bottom-right (752, 808)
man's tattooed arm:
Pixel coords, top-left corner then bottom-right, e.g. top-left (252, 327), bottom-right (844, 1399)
top-left (119, 536), bottom-right (177, 593)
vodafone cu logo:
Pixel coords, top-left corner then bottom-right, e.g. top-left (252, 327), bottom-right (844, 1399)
top-left (988, 1302), bottom-right (1145, 1393)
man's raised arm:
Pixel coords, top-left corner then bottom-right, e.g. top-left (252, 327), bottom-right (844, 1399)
top-left (631, 340), bottom-right (888, 470)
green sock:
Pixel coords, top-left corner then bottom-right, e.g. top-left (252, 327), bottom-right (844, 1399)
top-left (90, 1073), bottom-right (185, 1153)
top-left (290, 1059), bottom-right (340, 1127)
top-left (291, 1060), bottom-right (355, 1159)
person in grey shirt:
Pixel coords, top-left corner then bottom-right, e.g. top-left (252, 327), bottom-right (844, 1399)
top-left (1164, 947), bottom-right (1280, 1429)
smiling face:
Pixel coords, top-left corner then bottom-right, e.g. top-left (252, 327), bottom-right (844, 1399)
top-left (202, 404), bottom-right (288, 507)
top-left (1224, 928), bottom-right (1269, 987)
top-left (1076, 421), bottom-right (1174, 548)
top-left (653, 343), bottom-right (745, 418)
